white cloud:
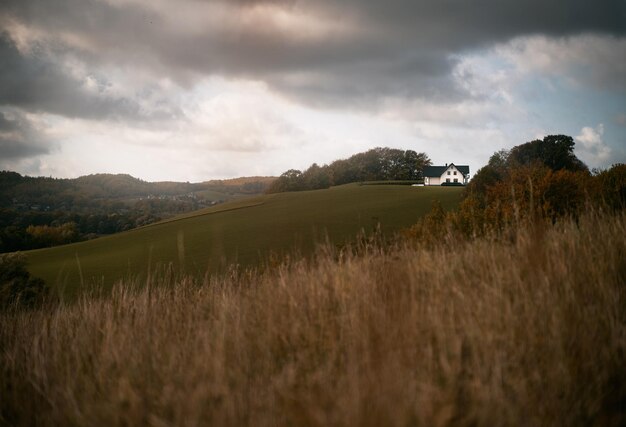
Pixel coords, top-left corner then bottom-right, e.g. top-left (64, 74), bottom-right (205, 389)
top-left (1, 79), bottom-right (340, 181)
top-left (185, 84), bottom-right (306, 153)
top-left (494, 35), bottom-right (626, 92)
top-left (575, 124), bottom-right (611, 167)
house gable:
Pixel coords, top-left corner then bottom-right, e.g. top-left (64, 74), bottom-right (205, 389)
top-left (423, 163), bottom-right (470, 185)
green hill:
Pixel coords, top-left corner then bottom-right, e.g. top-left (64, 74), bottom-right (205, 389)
top-left (0, 171), bottom-right (275, 253)
top-left (25, 184), bottom-right (462, 297)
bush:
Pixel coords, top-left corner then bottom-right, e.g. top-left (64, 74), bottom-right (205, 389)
top-left (0, 253), bottom-right (50, 309)
top-left (594, 163), bottom-right (626, 210)
top-left (539, 169), bottom-right (590, 221)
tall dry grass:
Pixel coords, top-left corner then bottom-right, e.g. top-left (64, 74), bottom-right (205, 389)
top-left (1, 211), bottom-right (625, 426)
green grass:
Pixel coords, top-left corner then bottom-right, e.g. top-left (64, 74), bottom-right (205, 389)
top-left (25, 184), bottom-right (462, 297)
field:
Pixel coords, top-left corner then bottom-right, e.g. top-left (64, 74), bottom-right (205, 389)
top-left (2, 210), bottom-right (624, 426)
top-left (25, 184), bottom-right (462, 297)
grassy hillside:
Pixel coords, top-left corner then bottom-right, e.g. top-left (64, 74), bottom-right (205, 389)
top-left (0, 171), bottom-right (275, 253)
top-left (3, 211), bottom-right (624, 426)
top-left (25, 184), bottom-right (462, 297)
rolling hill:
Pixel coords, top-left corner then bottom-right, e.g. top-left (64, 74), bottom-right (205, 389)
top-left (0, 171), bottom-right (275, 253)
top-left (25, 184), bottom-right (463, 297)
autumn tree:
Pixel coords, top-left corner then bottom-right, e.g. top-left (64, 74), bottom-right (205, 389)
top-left (26, 222), bottom-right (79, 248)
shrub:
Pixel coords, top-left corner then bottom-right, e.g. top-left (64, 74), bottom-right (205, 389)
top-left (594, 163), bottom-right (626, 210)
top-left (539, 169), bottom-right (590, 221)
top-left (0, 253), bottom-right (50, 309)
top-left (404, 199), bottom-right (449, 245)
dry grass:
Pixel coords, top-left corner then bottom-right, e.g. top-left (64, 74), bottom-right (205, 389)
top-left (1, 212), bottom-right (625, 426)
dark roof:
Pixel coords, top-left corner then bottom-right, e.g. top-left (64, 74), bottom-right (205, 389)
top-left (423, 164), bottom-right (470, 177)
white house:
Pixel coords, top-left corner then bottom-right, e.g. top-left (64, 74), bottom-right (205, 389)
top-left (423, 163), bottom-right (470, 186)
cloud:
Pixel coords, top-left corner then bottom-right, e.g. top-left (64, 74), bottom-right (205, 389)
top-left (0, 30), bottom-right (185, 167)
top-left (0, 33), bottom-right (141, 119)
top-left (494, 35), bottom-right (626, 93)
top-left (0, 80), bottom-right (319, 180)
top-left (0, 110), bottom-right (52, 162)
top-left (1, 0), bottom-right (623, 109)
top-left (575, 124), bottom-right (612, 167)
top-left (189, 94), bottom-right (306, 153)
top-left (0, 31), bottom-right (183, 122)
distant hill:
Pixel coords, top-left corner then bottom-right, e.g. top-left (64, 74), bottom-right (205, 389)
top-left (0, 171), bottom-right (275, 253)
top-left (25, 183), bottom-right (463, 298)
top-left (0, 171), bottom-right (276, 203)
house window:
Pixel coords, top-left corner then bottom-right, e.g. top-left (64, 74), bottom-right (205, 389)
top-left (454, 171), bottom-right (457, 175)
top-left (446, 178), bottom-right (450, 183)
top-left (447, 171), bottom-right (451, 175)
top-left (454, 178), bottom-right (458, 183)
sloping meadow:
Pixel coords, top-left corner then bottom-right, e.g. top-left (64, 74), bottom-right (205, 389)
top-left (1, 211), bottom-right (625, 426)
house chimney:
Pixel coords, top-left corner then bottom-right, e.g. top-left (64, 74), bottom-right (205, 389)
top-left (445, 163), bottom-right (448, 167)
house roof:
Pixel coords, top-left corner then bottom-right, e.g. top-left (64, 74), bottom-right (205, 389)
top-left (423, 164), bottom-right (470, 177)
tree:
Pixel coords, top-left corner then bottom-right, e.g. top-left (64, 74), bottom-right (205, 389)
top-left (487, 149), bottom-right (510, 174)
top-left (302, 163), bottom-right (331, 190)
top-left (465, 165), bottom-right (503, 206)
top-left (508, 135), bottom-right (588, 172)
top-left (267, 169), bottom-right (305, 193)
top-left (409, 150), bottom-right (432, 180)
top-left (328, 159), bottom-right (356, 186)
top-left (26, 222), bottom-right (79, 248)
top-left (353, 149), bottom-right (384, 181)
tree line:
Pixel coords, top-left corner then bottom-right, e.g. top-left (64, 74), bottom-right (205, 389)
top-left (267, 147), bottom-right (431, 193)
top-left (407, 134), bottom-right (625, 242)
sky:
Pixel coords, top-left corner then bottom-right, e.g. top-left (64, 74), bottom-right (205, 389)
top-left (0, 0), bottom-right (625, 182)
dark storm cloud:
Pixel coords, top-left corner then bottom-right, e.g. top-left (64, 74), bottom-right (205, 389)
top-left (0, 0), bottom-right (624, 108)
top-left (266, 53), bottom-right (465, 108)
top-left (0, 113), bottom-right (18, 132)
top-left (220, 0), bottom-right (625, 105)
top-left (336, 0), bottom-right (625, 42)
top-left (0, 111), bottom-right (50, 159)
top-left (0, 33), bottom-right (146, 120)
top-left (0, 27), bottom-right (180, 164)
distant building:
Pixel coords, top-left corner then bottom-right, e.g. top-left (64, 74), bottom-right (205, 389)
top-left (423, 163), bottom-right (470, 185)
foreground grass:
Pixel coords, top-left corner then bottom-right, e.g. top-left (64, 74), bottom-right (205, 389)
top-left (2, 212), bottom-right (625, 426)
top-left (25, 184), bottom-right (462, 297)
